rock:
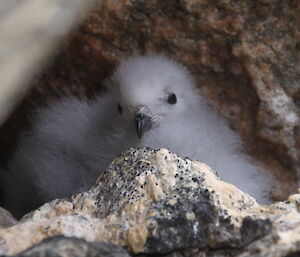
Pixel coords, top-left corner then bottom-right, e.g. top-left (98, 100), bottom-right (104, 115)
top-left (0, 0), bottom-right (99, 202)
top-left (1, 0), bottom-right (299, 200)
top-left (11, 236), bottom-right (130, 257)
top-left (0, 207), bottom-right (17, 228)
top-left (0, 148), bottom-right (299, 256)
top-left (0, 0), bottom-right (97, 125)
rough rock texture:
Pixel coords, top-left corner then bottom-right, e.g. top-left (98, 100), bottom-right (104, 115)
top-left (0, 148), bottom-right (299, 257)
top-left (0, 0), bottom-right (299, 199)
top-left (12, 236), bottom-right (130, 257)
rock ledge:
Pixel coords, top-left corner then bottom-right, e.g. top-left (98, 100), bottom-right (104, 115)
top-left (0, 148), bottom-right (299, 257)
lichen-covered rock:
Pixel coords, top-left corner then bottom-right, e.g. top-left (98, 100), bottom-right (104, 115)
top-left (12, 236), bottom-right (130, 257)
top-left (0, 148), bottom-right (299, 257)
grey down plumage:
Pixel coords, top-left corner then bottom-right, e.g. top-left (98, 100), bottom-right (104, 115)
top-left (2, 55), bottom-right (275, 218)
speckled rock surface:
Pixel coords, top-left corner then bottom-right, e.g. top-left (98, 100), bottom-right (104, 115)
top-left (0, 0), bottom-right (299, 200)
top-left (12, 236), bottom-right (130, 257)
top-left (0, 148), bottom-right (300, 257)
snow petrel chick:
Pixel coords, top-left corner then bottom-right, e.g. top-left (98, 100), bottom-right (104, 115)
top-left (1, 55), bottom-right (274, 218)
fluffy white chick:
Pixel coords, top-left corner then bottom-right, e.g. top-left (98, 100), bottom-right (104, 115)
top-left (2, 55), bottom-right (274, 218)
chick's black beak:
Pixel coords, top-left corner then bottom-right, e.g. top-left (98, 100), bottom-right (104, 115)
top-left (135, 111), bottom-right (152, 139)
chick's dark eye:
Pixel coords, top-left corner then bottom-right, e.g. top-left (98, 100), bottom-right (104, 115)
top-left (117, 103), bottom-right (123, 114)
top-left (167, 93), bottom-right (177, 104)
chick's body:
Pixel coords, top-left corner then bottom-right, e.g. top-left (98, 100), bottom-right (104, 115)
top-left (2, 55), bottom-right (274, 218)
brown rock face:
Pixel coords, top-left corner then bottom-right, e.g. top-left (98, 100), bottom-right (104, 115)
top-left (0, 0), bottom-right (299, 198)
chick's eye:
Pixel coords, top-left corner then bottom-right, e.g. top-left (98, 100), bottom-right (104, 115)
top-left (117, 103), bottom-right (123, 114)
top-left (167, 93), bottom-right (177, 104)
